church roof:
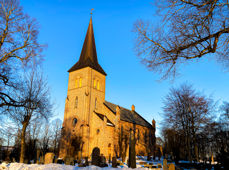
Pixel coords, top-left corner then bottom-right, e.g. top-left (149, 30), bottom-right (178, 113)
top-left (104, 101), bottom-right (153, 128)
top-left (94, 111), bottom-right (115, 127)
top-left (68, 17), bottom-right (106, 75)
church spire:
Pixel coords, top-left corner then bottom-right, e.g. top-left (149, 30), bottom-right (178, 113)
top-left (68, 17), bottom-right (106, 76)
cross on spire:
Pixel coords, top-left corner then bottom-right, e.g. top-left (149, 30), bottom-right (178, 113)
top-left (90, 8), bottom-right (94, 15)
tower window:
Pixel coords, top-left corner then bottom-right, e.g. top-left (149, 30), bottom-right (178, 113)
top-left (72, 118), bottom-right (78, 127)
top-left (79, 78), bottom-right (82, 87)
top-left (75, 79), bottom-right (78, 88)
top-left (93, 79), bottom-right (96, 88)
top-left (75, 96), bottom-right (78, 108)
top-left (95, 98), bottom-right (97, 109)
top-left (97, 80), bottom-right (100, 90)
top-left (75, 77), bottom-right (82, 88)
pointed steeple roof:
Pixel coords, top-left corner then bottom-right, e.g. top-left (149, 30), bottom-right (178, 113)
top-left (68, 17), bottom-right (106, 76)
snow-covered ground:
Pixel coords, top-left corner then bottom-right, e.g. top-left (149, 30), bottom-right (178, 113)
top-left (0, 163), bottom-right (151, 170)
top-left (0, 163), bottom-right (161, 170)
top-left (0, 156), bottom-right (165, 170)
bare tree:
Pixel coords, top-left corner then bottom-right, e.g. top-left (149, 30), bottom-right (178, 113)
top-left (0, 1), bottom-right (47, 162)
top-left (50, 119), bottom-right (62, 156)
top-left (162, 128), bottom-right (183, 162)
top-left (220, 101), bottom-right (229, 128)
top-left (134, 0), bottom-right (229, 79)
top-left (0, 0), bottom-right (43, 64)
top-left (0, 0), bottom-right (44, 108)
top-left (39, 123), bottom-right (51, 158)
top-left (25, 119), bottom-right (43, 162)
top-left (214, 102), bottom-right (229, 168)
top-left (5, 69), bottom-right (52, 163)
top-left (162, 84), bottom-right (214, 161)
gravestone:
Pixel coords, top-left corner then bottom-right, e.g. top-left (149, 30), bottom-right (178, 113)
top-left (101, 154), bottom-right (106, 163)
top-left (69, 157), bottom-right (74, 165)
top-left (77, 158), bottom-right (81, 164)
top-left (163, 159), bottom-right (168, 170)
top-left (74, 160), bottom-right (78, 165)
top-left (152, 165), bottom-right (157, 168)
top-left (144, 164), bottom-right (152, 168)
top-left (78, 158), bottom-right (86, 167)
top-left (92, 147), bottom-right (100, 166)
top-left (78, 164), bottom-right (86, 167)
top-left (168, 163), bottom-right (175, 170)
top-left (100, 154), bottom-right (108, 167)
top-left (85, 157), bottom-right (89, 166)
top-left (44, 152), bottom-right (55, 164)
top-left (57, 159), bottom-right (64, 164)
top-left (139, 161), bottom-right (147, 165)
top-left (64, 156), bottom-right (74, 165)
top-left (158, 163), bottom-right (162, 168)
top-left (112, 157), bottom-right (117, 168)
top-left (12, 158), bottom-right (16, 162)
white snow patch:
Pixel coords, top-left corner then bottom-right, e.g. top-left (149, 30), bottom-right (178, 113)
top-left (0, 163), bottom-right (157, 170)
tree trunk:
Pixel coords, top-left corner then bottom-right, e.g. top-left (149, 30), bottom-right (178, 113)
top-left (194, 145), bottom-right (198, 162)
top-left (20, 121), bottom-right (29, 163)
top-left (128, 129), bottom-right (136, 168)
top-left (187, 135), bottom-right (191, 162)
top-left (191, 113), bottom-right (199, 162)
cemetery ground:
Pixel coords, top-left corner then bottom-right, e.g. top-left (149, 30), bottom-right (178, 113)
top-left (0, 156), bottom-right (219, 170)
top-left (0, 156), bottom-right (167, 170)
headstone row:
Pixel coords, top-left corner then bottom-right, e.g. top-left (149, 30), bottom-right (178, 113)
top-left (43, 150), bottom-right (118, 168)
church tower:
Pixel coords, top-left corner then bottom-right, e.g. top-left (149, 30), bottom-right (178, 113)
top-left (59, 17), bottom-right (106, 159)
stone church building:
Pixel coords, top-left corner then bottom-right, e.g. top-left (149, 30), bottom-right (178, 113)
top-left (59, 17), bottom-right (156, 160)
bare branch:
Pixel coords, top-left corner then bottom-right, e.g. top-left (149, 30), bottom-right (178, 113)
top-left (134, 0), bottom-right (229, 79)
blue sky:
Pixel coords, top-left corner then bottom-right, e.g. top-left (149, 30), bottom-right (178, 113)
top-left (21, 0), bottom-right (229, 136)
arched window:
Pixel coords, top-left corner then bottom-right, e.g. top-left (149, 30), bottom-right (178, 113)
top-left (93, 79), bottom-right (96, 88)
top-left (75, 96), bottom-right (78, 108)
top-left (97, 80), bottom-right (100, 90)
top-left (96, 129), bottom-right (100, 134)
top-left (95, 98), bottom-right (97, 109)
top-left (79, 78), bottom-right (82, 87)
top-left (72, 118), bottom-right (78, 127)
top-left (75, 79), bottom-right (78, 88)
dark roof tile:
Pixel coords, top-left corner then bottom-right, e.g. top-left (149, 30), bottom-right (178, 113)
top-left (104, 101), bottom-right (152, 128)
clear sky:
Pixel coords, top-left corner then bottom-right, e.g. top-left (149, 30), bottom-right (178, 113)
top-left (21, 0), bottom-right (229, 136)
